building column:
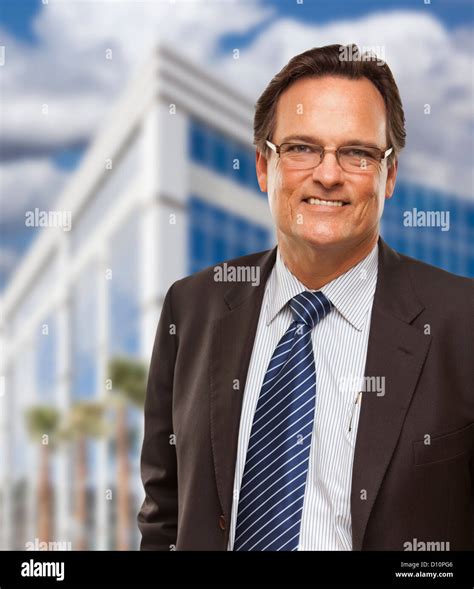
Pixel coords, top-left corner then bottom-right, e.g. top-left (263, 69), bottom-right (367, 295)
top-left (0, 331), bottom-right (12, 549)
top-left (139, 100), bottom-right (188, 359)
top-left (95, 245), bottom-right (109, 550)
top-left (53, 232), bottom-right (72, 547)
top-left (24, 339), bottom-right (37, 548)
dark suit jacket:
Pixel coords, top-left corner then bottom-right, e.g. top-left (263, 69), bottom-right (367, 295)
top-left (138, 237), bottom-right (474, 550)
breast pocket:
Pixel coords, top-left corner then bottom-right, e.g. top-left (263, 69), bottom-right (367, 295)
top-left (413, 422), bottom-right (474, 466)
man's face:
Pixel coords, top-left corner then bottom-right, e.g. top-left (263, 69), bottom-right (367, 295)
top-left (256, 75), bottom-right (398, 252)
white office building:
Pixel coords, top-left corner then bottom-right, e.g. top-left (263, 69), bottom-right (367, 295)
top-left (0, 43), bottom-right (274, 551)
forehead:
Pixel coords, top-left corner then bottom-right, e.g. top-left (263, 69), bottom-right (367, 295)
top-left (274, 75), bottom-right (387, 144)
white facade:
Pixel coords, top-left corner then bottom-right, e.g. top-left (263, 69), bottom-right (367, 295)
top-left (0, 43), bottom-right (274, 550)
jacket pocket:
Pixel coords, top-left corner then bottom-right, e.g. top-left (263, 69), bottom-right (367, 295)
top-left (413, 422), bottom-right (474, 466)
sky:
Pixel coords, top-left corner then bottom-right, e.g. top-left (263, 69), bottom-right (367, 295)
top-left (0, 0), bottom-right (473, 290)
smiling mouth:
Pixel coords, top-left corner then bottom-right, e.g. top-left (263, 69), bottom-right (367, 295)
top-left (303, 197), bottom-right (349, 207)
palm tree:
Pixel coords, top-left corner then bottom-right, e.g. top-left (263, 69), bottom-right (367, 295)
top-left (24, 406), bottom-right (61, 545)
top-left (61, 401), bottom-right (108, 550)
top-left (108, 357), bottom-right (147, 550)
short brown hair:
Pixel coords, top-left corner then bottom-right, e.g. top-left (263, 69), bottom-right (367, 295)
top-left (253, 43), bottom-right (406, 166)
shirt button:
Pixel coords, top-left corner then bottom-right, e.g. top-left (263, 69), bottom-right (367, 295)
top-left (219, 515), bottom-right (226, 530)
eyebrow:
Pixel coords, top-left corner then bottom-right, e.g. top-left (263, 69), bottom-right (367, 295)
top-left (280, 134), bottom-right (381, 150)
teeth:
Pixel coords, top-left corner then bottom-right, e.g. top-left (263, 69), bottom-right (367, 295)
top-left (306, 198), bottom-right (345, 207)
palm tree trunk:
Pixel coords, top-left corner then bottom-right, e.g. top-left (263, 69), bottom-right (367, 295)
top-left (37, 443), bottom-right (51, 543)
top-left (74, 435), bottom-right (87, 550)
top-left (117, 403), bottom-right (130, 550)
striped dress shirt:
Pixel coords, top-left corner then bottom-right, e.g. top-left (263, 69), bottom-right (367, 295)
top-left (228, 243), bottom-right (379, 550)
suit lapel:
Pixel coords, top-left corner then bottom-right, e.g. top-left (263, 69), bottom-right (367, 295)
top-left (209, 247), bottom-right (277, 526)
top-left (351, 238), bottom-right (432, 549)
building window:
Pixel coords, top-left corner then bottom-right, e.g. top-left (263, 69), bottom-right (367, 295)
top-left (71, 130), bottom-right (141, 255)
top-left (108, 211), bottom-right (140, 357)
top-left (188, 118), bottom-right (261, 195)
top-left (188, 196), bottom-right (271, 274)
top-left (71, 263), bottom-right (98, 400)
top-left (36, 314), bottom-right (56, 403)
top-left (382, 182), bottom-right (473, 278)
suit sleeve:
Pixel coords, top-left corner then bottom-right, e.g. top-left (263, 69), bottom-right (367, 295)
top-left (137, 283), bottom-right (178, 550)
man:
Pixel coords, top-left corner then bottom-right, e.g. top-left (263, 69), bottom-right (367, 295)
top-left (138, 44), bottom-right (474, 551)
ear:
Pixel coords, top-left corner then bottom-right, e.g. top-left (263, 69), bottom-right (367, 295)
top-left (256, 150), bottom-right (268, 193)
top-left (385, 159), bottom-right (398, 200)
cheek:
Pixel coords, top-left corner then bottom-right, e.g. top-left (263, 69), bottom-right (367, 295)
top-left (372, 169), bottom-right (389, 200)
top-left (270, 172), bottom-right (297, 215)
top-left (353, 176), bottom-right (383, 209)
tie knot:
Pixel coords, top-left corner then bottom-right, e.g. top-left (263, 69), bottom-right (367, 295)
top-left (289, 291), bottom-right (332, 328)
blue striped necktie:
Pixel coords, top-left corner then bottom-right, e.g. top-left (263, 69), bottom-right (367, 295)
top-left (233, 290), bottom-right (333, 551)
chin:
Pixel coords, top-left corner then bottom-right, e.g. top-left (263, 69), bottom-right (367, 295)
top-left (296, 230), bottom-right (346, 250)
top-left (297, 224), bottom-right (348, 248)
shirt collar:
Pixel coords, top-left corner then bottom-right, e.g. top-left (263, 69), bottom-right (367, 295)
top-left (266, 242), bottom-right (378, 331)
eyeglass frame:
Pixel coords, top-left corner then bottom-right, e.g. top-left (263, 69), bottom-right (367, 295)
top-left (265, 139), bottom-right (393, 171)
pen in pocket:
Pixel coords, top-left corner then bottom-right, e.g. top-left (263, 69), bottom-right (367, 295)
top-left (348, 391), bottom-right (362, 432)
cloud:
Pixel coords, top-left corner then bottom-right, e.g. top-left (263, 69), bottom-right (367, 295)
top-left (0, 157), bottom-right (68, 222)
top-left (0, 0), bottom-right (275, 160)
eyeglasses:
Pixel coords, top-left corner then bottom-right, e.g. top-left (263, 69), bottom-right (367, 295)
top-left (265, 139), bottom-right (393, 173)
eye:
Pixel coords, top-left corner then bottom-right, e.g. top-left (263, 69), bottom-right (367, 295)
top-left (347, 148), bottom-right (368, 157)
top-left (344, 147), bottom-right (375, 159)
top-left (286, 144), bottom-right (317, 153)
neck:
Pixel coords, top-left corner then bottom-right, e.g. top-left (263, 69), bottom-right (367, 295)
top-left (277, 233), bottom-right (378, 290)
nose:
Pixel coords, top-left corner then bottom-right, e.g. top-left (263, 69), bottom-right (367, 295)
top-left (311, 150), bottom-right (344, 189)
